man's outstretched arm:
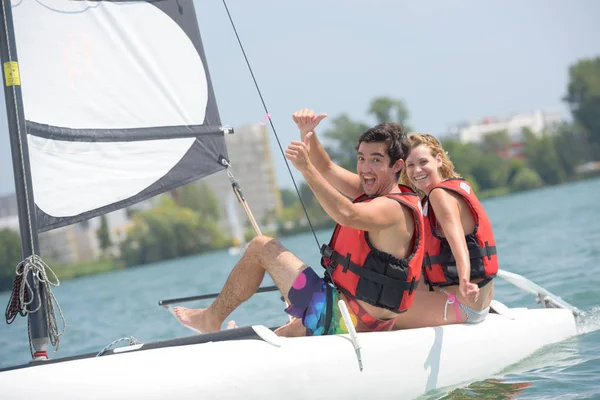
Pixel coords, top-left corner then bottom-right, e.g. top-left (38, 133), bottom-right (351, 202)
top-left (286, 133), bottom-right (402, 231)
top-left (293, 109), bottom-right (362, 199)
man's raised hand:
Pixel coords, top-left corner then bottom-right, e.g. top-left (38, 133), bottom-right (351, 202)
top-left (292, 108), bottom-right (327, 140)
top-left (286, 131), bottom-right (314, 173)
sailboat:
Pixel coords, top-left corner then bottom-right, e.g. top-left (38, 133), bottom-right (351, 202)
top-left (0, 1), bottom-right (581, 399)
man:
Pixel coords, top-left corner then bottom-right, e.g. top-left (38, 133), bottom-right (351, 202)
top-left (174, 110), bottom-right (423, 336)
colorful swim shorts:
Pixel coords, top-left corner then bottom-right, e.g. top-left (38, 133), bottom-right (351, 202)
top-left (284, 267), bottom-right (397, 336)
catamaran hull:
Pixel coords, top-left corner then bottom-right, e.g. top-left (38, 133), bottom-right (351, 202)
top-left (0, 307), bottom-right (577, 400)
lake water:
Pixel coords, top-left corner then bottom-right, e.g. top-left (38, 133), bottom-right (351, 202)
top-left (2, 177), bottom-right (600, 399)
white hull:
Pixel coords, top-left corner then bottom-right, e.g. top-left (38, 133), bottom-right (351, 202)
top-left (0, 305), bottom-right (577, 400)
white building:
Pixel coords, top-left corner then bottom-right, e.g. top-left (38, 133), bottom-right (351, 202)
top-left (449, 110), bottom-right (564, 144)
top-left (0, 193), bottom-right (19, 231)
top-left (203, 123), bottom-right (282, 236)
top-left (0, 192), bottom-right (129, 264)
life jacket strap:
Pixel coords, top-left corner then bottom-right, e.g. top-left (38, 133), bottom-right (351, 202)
top-left (321, 245), bottom-right (416, 292)
top-left (473, 242), bottom-right (497, 261)
top-left (477, 277), bottom-right (494, 288)
top-left (422, 243), bottom-right (497, 268)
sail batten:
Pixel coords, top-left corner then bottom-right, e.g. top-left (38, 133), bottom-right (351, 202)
top-left (12, 0), bottom-right (228, 231)
top-left (27, 122), bottom-right (224, 142)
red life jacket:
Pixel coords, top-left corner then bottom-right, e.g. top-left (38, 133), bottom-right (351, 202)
top-left (422, 179), bottom-right (498, 288)
top-left (320, 185), bottom-right (424, 314)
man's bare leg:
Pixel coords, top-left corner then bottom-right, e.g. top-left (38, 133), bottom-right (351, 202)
top-left (174, 235), bottom-right (307, 333)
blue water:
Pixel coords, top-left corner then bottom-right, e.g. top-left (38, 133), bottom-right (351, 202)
top-left (1, 178), bottom-right (600, 399)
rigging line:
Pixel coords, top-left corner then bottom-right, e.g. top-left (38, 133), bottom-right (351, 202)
top-left (221, 0), bottom-right (321, 250)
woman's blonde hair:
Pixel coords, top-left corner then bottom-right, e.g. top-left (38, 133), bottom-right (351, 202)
top-left (399, 133), bottom-right (461, 194)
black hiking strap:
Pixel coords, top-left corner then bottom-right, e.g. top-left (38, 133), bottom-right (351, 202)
top-left (477, 277), bottom-right (494, 288)
top-left (422, 243), bottom-right (497, 268)
top-left (321, 245), bottom-right (417, 291)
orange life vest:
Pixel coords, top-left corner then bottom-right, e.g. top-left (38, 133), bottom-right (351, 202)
top-left (320, 185), bottom-right (424, 314)
top-left (422, 179), bottom-right (498, 288)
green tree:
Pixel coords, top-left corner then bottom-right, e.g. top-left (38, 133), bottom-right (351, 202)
top-left (368, 97), bottom-right (411, 129)
top-left (96, 215), bottom-right (112, 254)
top-left (0, 229), bottom-right (21, 291)
top-left (119, 197), bottom-right (225, 266)
top-left (522, 128), bottom-right (566, 185)
top-left (293, 182), bottom-right (329, 225)
top-left (470, 154), bottom-right (509, 191)
top-left (511, 167), bottom-right (544, 191)
top-left (172, 182), bottom-right (221, 222)
top-left (506, 158), bottom-right (526, 184)
top-left (321, 97), bottom-right (413, 172)
top-left (441, 139), bottom-right (484, 178)
top-left (298, 182), bottom-right (315, 209)
top-left (323, 114), bottom-right (369, 172)
top-left (195, 182), bottom-right (221, 221)
top-left (279, 188), bottom-right (298, 207)
top-left (563, 56), bottom-right (600, 153)
top-left (481, 130), bottom-right (511, 155)
top-left (552, 124), bottom-right (591, 177)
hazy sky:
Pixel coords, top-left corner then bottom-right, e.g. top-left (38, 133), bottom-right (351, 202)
top-left (1, 0), bottom-right (599, 195)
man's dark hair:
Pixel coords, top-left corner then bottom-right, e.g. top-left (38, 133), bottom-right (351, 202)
top-left (355, 122), bottom-right (409, 179)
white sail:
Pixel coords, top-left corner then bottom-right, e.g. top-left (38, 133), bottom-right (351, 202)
top-left (11, 0), bottom-right (227, 231)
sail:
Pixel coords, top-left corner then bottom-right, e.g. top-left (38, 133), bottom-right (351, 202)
top-left (10, 0), bottom-right (228, 232)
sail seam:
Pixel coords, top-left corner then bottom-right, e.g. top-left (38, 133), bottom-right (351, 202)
top-left (26, 122), bottom-right (224, 142)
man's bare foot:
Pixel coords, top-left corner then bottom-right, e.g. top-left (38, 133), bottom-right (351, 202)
top-left (173, 307), bottom-right (222, 333)
top-left (274, 318), bottom-right (306, 337)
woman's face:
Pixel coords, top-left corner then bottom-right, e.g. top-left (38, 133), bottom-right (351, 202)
top-left (405, 144), bottom-right (443, 193)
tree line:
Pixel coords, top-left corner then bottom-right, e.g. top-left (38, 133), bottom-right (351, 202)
top-left (282, 56), bottom-right (600, 208)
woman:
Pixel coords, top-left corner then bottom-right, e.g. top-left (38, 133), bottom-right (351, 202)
top-left (394, 133), bottom-right (498, 328)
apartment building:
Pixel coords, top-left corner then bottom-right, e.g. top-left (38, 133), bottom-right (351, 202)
top-left (447, 110), bottom-right (564, 158)
top-left (0, 192), bottom-right (128, 264)
top-left (203, 123), bottom-right (283, 236)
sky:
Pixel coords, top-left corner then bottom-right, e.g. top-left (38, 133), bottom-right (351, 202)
top-left (1, 0), bottom-right (599, 195)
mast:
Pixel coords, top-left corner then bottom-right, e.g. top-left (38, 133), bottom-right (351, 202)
top-left (0, 0), bottom-right (49, 359)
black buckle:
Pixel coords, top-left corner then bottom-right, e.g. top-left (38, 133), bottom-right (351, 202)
top-left (485, 241), bottom-right (492, 260)
top-left (408, 277), bottom-right (417, 295)
top-left (422, 252), bottom-right (433, 270)
top-left (342, 253), bottom-right (352, 273)
top-left (320, 244), bottom-right (333, 259)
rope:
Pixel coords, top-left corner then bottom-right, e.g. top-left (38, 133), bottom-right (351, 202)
top-left (221, 0), bottom-right (321, 251)
top-left (4, 256), bottom-right (66, 353)
top-left (96, 337), bottom-right (142, 357)
top-left (4, 263), bottom-right (27, 324)
top-left (222, 161), bottom-right (262, 235)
